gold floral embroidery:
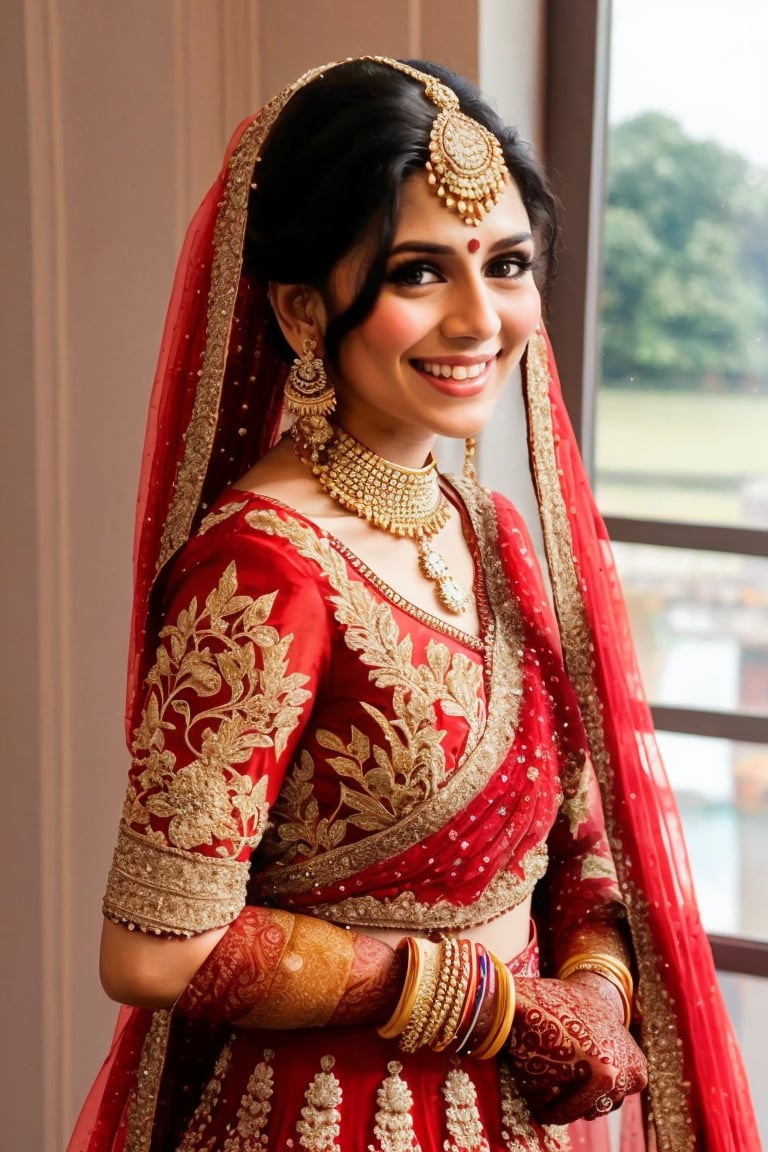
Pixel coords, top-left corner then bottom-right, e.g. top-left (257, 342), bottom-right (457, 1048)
top-left (295, 1054), bottom-right (342, 1152)
top-left (250, 508), bottom-right (484, 858)
top-left (272, 653), bottom-right (480, 857)
top-left (332, 536), bottom-right (484, 652)
top-left (198, 499), bottom-right (249, 535)
top-left (246, 506), bottom-right (525, 896)
top-left (222, 1047), bottom-right (275, 1151)
top-left (526, 331), bottom-right (693, 1150)
top-left (126, 560), bottom-right (311, 855)
top-left (580, 853), bottom-right (618, 883)
top-left (498, 1058), bottom-right (570, 1152)
top-left (559, 759), bottom-right (591, 836)
top-left (124, 1010), bottom-right (172, 1152)
top-left (246, 511), bottom-right (484, 737)
top-left (177, 1038), bottom-right (234, 1151)
top-left (308, 845), bottom-right (548, 932)
top-left (106, 560), bottom-right (312, 935)
top-left (371, 1061), bottom-right (422, 1152)
top-left (442, 1061), bottom-right (490, 1152)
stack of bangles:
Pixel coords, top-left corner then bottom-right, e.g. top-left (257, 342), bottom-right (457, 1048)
top-left (377, 936), bottom-right (515, 1059)
top-left (556, 952), bottom-right (634, 1030)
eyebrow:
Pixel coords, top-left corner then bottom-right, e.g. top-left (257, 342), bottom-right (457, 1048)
top-left (389, 232), bottom-right (534, 257)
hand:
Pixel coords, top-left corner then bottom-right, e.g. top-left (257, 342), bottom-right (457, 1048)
top-left (507, 973), bottom-right (647, 1124)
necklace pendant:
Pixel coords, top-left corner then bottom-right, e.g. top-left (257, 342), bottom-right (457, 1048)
top-left (437, 574), bottom-right (470, 615)
top-left (419, 541), bottom-right (470, 615)
top-left (419, 543), bottom-right (449, 581)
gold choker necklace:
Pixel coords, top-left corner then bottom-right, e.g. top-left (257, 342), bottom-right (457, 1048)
top-left (292, 425), bottom-right (471, 615)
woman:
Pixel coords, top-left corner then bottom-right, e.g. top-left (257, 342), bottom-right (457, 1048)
top-left (69, 58), bottom-right (758, 1152)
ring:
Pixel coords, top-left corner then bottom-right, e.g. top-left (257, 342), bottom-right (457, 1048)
top-left (594, 1094), bottom-right (614, 1115)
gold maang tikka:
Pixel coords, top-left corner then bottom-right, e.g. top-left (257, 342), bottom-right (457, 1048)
top-left (366, 57), bottom-right (508, 225)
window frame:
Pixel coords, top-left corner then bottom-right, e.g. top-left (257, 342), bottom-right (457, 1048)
top-left (543, 0), bottom-right (768, 970)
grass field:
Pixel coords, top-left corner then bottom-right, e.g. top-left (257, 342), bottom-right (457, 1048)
top-left (595, 389), bottom-right (768, 524)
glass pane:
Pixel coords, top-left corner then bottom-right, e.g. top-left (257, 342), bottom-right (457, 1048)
top-left (612, 542), bottom-right (768, 716)
top-left (657, 731), bottom-right (768, 940)
top-left (596, 0), bottom-right (768, 529)
top-left (717, 972), bottom-right (768, 1143)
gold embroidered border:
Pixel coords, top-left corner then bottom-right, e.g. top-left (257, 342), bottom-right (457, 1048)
top-left (155, 119), bottom-right (261, 575)
top-left (125, 1010), bottom-right (172, 1152)
top-left (332, 535), bottom-right (485, 653)
top-left (103, 825), bottom-right (249, 936)
top-left (245, 491), bottom-right (525, 896)
top-left (310, 845), bottom-right (547, 931)
top-left (154, 61), bottom-right (349, 579)
top-left (525, 332), bottom-right (693, 1152)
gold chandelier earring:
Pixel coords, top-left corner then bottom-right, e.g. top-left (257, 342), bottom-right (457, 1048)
top-left (285, 336), bottom-right (336, 461)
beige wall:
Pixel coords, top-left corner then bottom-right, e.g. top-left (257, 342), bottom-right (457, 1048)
top-left (2, 2), bottom-right (542, 1147)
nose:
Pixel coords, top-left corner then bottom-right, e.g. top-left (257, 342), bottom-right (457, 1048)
top-left (440, 273), bottom-right (501, 343)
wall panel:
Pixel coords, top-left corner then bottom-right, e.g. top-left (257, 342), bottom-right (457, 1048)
top-left (2, 3), bottom-right (542, 1144)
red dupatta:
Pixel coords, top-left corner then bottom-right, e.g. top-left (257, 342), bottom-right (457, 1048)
top-left (69, 59), bottom-right (759, 1152)
top-left (523, 332), bottom-right (759, 1150)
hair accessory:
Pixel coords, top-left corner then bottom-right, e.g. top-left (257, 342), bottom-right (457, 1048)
top-left (292, 425), bottom-right (471, 614)
top-left (367, 57), bottom-right (508, 226)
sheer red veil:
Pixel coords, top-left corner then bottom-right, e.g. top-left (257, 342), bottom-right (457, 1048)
top-left (70, 58), bottom-right (759, 1152)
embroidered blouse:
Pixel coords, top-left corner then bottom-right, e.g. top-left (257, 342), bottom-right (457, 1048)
top-left (103, 482), bottom-right (621, 946)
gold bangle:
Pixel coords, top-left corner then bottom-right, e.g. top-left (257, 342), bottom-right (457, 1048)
top-left (558, 957), bottom-right (632, 1029)
top-left (378, 937), bottom-right (421, 1039)
top-left (399, 938), bottom-right (442, 1052)
top-left (420, 936), bottom-right (459, 1048)
top-left (433, 938), bottom-right (473, 1051)
top-left (472, 953), bottom-right (516, 1060)
top-left (558, 950), bottom-right (633, 1002)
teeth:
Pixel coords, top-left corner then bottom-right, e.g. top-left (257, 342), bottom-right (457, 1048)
top-left (420, 360), bottom-right (489, 380)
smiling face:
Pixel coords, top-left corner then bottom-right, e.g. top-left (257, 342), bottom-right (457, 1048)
top-left (318, 173), bottom-right (542, 465)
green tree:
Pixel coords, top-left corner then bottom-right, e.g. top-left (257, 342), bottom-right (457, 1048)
top-left (600, 112), bottom-right (768, 388)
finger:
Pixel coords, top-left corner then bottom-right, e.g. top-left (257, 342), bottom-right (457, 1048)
top-left (536, 1072), bottom-right (617, 1126)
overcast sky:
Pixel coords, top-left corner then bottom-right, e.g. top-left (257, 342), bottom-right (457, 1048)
top-left (609, 0), bottom-right (768, 170)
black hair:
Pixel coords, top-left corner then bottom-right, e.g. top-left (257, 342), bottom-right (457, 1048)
top-left (243, 58), bottom-right (558, 366)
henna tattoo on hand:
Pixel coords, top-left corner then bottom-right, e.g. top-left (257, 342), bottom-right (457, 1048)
top-left (507, 977), bottom-right (647, 1125)
top-left (178, 906), bottom-right (290, 1021)
top-left (176, 908), bottom-right (406, 1031)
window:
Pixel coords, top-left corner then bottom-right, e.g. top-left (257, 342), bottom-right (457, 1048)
top-left (545, 0), bottom-right (768, 1137)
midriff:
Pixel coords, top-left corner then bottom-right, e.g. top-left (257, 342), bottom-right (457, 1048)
top-left (356, 896), bottom-right (533, 965)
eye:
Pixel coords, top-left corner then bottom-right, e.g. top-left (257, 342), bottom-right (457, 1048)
top-left (486, 253), bottom-right (535, 280)
top-left (387, 260), bottom-right (443, 287)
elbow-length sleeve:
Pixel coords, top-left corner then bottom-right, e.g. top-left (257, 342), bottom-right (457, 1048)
top-left (103, 511), bottom-right (330, 936)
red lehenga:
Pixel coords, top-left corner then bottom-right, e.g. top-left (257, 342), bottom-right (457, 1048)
top-left (68, 62), bottom-right (760, 1152)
